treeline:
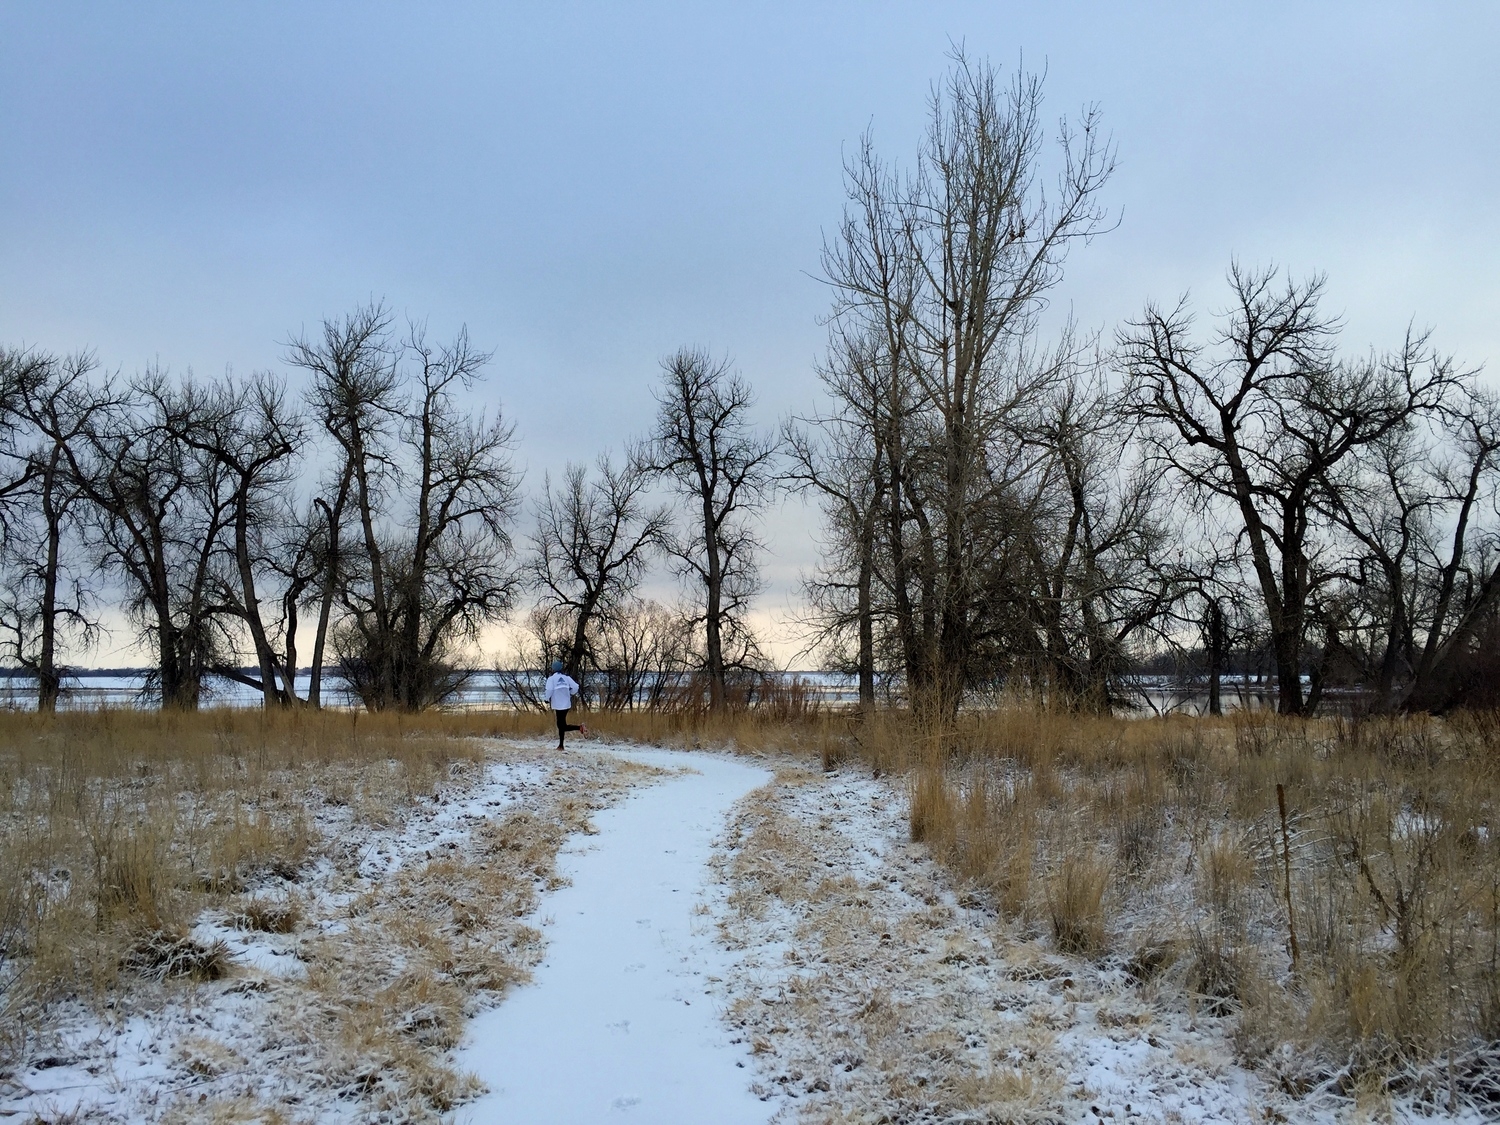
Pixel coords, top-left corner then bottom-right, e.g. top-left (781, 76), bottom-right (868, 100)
top-left (0, 313), bottom-right (779, 713)
top-left (3, 52), bottom-right (1497, 716)
top-left (788, 54), bottom-right (1499, 717)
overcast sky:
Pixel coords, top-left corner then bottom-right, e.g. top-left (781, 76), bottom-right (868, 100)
top-left (3, 2), bottom-right (1498, 665)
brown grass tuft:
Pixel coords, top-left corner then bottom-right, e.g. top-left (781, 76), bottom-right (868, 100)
top-left (230, 895), bottom-right (302, 934)
top-left (818, 705), bottom-right (1500, 1108)
top-left (121, 927), bottom-right (232, 982)
top-left (0, 707), bottom-right (624, 1116)
top-left (1046, 853), bottom-right (1109, 956)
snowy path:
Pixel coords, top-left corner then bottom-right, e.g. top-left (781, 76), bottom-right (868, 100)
top-left (455, 746), bottom-right (775, 1125)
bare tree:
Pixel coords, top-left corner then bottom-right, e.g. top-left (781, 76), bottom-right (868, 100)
top-left (1015, 362), bottom-right (1180, 710)
top-left (0, 347), bottom-right (45, 541)
top-left (820, 49), bottom-right (1116, 713)
top-left (646, 348), bottom-right (777, 710)
top-left (783, 330), bottom-right (887, 711)
top-left (264, 501), bottom-right (324, 707)
top-left (1321, 383), bottom-right (1500, 711)
top-left (1121, 267), bottom-right (1462, 714)
top-left (1401, 390), bottom-right (1500, 710)
top-left (527, 454), bottom-right (670, 681)
top-left (176, 373), bottom-right (304, 707)
top-left (593, 599), bottom-right (698, 711)
top-left (297, 313), bottom-right (521, 711)
top-left (73, 371), bottom-right (239, 709)
top-left (0, 350), bottom-right (108, 708)
top-left (289, 303), bottom-right (399, 707)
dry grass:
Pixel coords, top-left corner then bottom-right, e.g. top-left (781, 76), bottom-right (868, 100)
top-left (715, 767), bottom-right (1135, 1122)
top-left (501, 696), bottom-right (1500, 1112)
top-left (229, 895), bottom-right (302, 934)
top-left (8, 699), bottom-right (1497, 1117)
top-left (120, 926), bottom-right (233, 982)
top-left (0, 706), bottom-right (631, 1120)
top-left (0, 709), bottom-right (490, 1015)
top-left (557, 694), bottom-right (850, 761)
top-left (840, 707), bottom-right (1500, 1112)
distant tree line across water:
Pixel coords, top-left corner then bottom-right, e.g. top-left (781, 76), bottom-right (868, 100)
top-left (2, 51), bottom-right (1497, 717)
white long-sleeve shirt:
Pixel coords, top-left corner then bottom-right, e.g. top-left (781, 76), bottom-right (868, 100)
top-left (544, 672), bottom-right (579, 711)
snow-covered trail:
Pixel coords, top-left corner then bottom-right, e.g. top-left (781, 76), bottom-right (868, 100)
top-left (455, 746), bottom-right (774, 1125)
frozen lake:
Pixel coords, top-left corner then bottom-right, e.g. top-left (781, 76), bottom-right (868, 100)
top-left (0, 669), bottom-right (1310, 715)
top-left (0, 669), bottom-right (865, 711)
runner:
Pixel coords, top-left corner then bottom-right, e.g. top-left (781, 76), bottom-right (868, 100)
top-left (544, 659), bottom-right (587, 749)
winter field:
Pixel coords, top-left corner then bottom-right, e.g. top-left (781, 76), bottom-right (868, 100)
top-left (1, 709), bottom-right (1497, 1123)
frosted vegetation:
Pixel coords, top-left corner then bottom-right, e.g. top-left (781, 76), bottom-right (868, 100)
top-left (0, 48), bottom-right (1497, 1125)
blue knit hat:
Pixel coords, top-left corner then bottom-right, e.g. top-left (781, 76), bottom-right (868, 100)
top-left (550, 659), bottom-right (563, 672)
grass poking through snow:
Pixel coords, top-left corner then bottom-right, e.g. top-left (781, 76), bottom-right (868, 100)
top-left (0, 710), bottom-right (655, 1122)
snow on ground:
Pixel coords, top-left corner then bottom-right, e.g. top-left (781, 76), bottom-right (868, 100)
top-left (6, 742), bottom-right (1484, 1124)
top-left (0, 740), bottom-right (638, 1124)
top-left (708, 763), bottom-right (1482, 1125)
top-left (455, 747), bottom-right (774, 1124)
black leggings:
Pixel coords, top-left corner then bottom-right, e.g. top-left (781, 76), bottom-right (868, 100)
top-left (554, 708), bottom-right (580, 744)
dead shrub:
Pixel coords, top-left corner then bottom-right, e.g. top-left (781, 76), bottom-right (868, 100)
top-left (122, 927), bottom-right (232, 982)
top-left (91, 819), bottom-right (176, 929)
top-left (231, 895), bottom-right (302, 934)
top-left (908, 765), bottom-right (952, 847)
top-left (1199, 832), bottom-right (1256, 919)
top-left (1046, 854), bottom-right (1108, 956)
top-left (1188, 919), bottom-right (1250, 1017)
top-left (1124, 940), bottom-right (1178, 985)
top-left (1114, 806), bottom-right (1159, 876)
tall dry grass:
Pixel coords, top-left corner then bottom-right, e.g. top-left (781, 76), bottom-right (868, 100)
top-left (863, 706), bottom-right (1500, 1109)
top-left (7, 698), bottom-right (1496, 1113)
top-left (570, 684), bottom-right (848, 761)
top-left (0, 708), bottom-right (542, 1068)
top-left (576, 690), bottom-right (1498, 1106)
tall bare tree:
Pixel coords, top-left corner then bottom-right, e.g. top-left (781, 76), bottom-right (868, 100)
top-left (0, 350), bottom-right (108, 709)
top-left (1121, 267), bottom-right (1462, 714)
top-left (784, 330), bottom-right (887, 711)
top-left (289, 303), bottom-right (399, 707)
top-left (1401, 388), bottom-right (1500, 709)
top-left (186, 374), bottom-right (303, 707)
top-left (296, 310), bottom-right (520, 710)
top-left (527, 454), bottom-right (670, 680)
top-left (1320, 382), bottom-right (1500, 711)
top-left (820, 50), bottom-right (1116, 713)
top-left (1015, 362), bottom-right (1179, 710)
top-left (74, 371), bottom-right (238, 709)
top-left (646, 348), bottom-right (777, 710)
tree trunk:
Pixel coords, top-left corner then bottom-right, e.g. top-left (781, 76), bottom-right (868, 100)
top-left (281, 590), bottom-right (300, 708)
top-left (309, 472), bottom-right (351, 709)
top-left (158, 617), bottom-right (197, 710)
top-left (1206, 599), bottom-right (1224, 717)
top-left (234, 487), bottom-right (283, 708)
top-left (1373, 569), bottom-right (1405, 713)
top-left (36, 452), bottom-right (61, 713)
top-left (351, 438), bottom-right (391, 705)
top-left (703, 491), bottom-right (725, 710)
top-left (856, 513), bottom-right (876, 713)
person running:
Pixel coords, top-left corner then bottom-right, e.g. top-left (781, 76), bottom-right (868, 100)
top-left (544, 659), bottom-right (587, 749)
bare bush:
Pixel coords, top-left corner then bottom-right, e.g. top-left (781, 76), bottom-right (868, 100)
top-left (121, 927), bottom-right (231, 982)
top-left (842, 708), bottom-right (1500, 1110)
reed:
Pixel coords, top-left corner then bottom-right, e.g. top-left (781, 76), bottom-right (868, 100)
top-left (834, 705), bottom-right (1500, 1104)
top-left (0, 707), bottom-right (518, 1084)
